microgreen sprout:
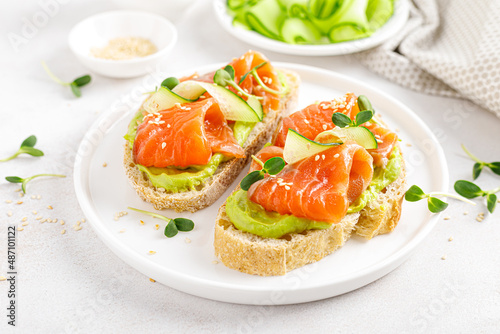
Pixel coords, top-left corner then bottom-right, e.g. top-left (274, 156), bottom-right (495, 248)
top-left (405, 185), bottom-right (475, 213)
top-left (5, 174), bottom-right (66, 193)
top-left (161, 77), bottom-right (180, 90)
top-left (241, 62), bottom-right (289, 96)
top-left (461, 144), bottom-right (500, 180)
top-left (454, 181), bottom-right (500, 213)
top-left (331, 95), bottom-right (375, 128)
top-left (0, 135), bottom-right (44, 162)
top-left (213, 65), bottom-right (262, 100)
top-left (240, 156), bottom-right (286, 191)
top-left (127, 207), bottom-right (194, 238)
top-left (42, 61), bottom-right (91, 97)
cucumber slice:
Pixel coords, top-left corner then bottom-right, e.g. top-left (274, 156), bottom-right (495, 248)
top-left (283, 129), bottom-right (341, 165)
top-left (175, 80), bottom-right (264, 122)
top-left (314, 126), bottom-right (378, 149)
top-left (143, 87), bottom-right (192, 114)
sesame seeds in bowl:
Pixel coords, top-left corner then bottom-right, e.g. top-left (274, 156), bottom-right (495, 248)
top-left (68, 10), bottom-right (177, 78)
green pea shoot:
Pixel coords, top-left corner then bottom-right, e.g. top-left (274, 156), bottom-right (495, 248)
top-left (461, 144), bottom-right (500, 180)
top-left (42, 61), bottom-right (91, 97)
top-left (5, 174), bottom-right (66, 193)
top-left (404, 185), bottom-right (475, 213)
top-left (127, 207), bottom-right (194, 238)
top-left (454, 181), bottom-right (500, 213)
top-left (331, 95), bottom-right (375, 128)
top-left (0, 135), bottom-right (44, 162)
top-left (240, 156), bottom-right (286, 191)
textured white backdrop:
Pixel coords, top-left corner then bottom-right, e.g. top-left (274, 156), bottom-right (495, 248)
top-left (0, 0), bottom-right (499, 333)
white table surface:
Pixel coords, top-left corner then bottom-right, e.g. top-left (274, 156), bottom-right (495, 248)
top-left (1, 1), bottom-right (499, 333)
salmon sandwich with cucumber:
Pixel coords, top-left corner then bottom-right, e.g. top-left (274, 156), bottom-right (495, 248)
top-left (214, 93), bottom-right (406, 276)
top-left (123, 51), bottom-right (300, 212)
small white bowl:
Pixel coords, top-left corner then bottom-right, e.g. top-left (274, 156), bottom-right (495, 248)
top-left (68, 10), bottom-right (177, 78)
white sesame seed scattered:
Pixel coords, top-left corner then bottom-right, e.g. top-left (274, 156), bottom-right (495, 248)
top-left (15, 188), bottom-right (21, 192)
top-left (7, 211), bottom-right (13, 217)
top-left (119, 229), bottom-right (126, 233)
top-left (448, 237), bottom-right (453, 242)
top-left (154, 224), bottom-right (159, 230)
top-left (0, 276), bottom-right (6, 281)
top-left (322, 124), bottom-right (327, 130)
top-left (441, 255), bottom-right (447, 260)
top-left (60, 220), bottom-right (65, 225)
top-left (5, 200), bottom-right (12, 204)
top-left (148, 251), bottom-right (156, 255)
top-left (17, 227), bottom-right (24, 231)
top-left (19, 192), bottom-right (24, 198)
top-left (167, 124), bottom-right (171, 128)
top-left (463, 211), bottom-right (468, 215)
top-left (315, 155), bottom-right (320, 161)
top-left (162, 142), bottom-right (166, 149)
top-left (103, 162), bottom-right (108, 167)
top-left (35, 216), bottom-right (42, 220)
top-left (158, 120), bottom-right (165, 124)
top-left (21, 217), bottom-right (27, 222)
top-left (61, 230), bottom-right (66, 235)
top-left (47, 205), bottom-right (53, 210)
top-left (37, 195), bottom-right (41, 199)
top-left (443, 216), bottom-right (450, 220)
top-left (74, 225), bottom-right (82, 231)
top-left (81, 219), bottom-right (86, 223)
top-left (334, 154), bottom-right (340, 158)
top-left (76, 221), bottom-right (81, 226)
top-left (32, 210), bottom-right (37, 215)
top-left (41, 219), bottom-right (47, 223)
top-left (21, 222), bottom-right (28, 226)
top-left (304, 119), bottom-right (310, 124)
top-left (149, 278), bottom-right (156, 283)
top-left (321, 154), bottom-right (325, 160)
top-left (285, 185), bottom-right (291, 190)
top-left (185, 237), bottom-right (191, 244)
top-left (16, 201), bottom-right (23, 205)
top-left (212, 260), bottom-right (219, 265)
top-left (406, 143), bottom-right (412, 147)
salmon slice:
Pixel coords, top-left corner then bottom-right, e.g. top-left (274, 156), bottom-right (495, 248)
top-left (133, 98), bottom-right (244, 168)
top-left (248, 142), bottom-right (373, 223)
top-left (273, 93), bottom-right (397, 167)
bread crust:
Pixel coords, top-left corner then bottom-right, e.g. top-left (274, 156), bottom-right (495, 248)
top-left (213, 152), bottom-right (407, 276)
top-left (123, 70), bottom-right (300, 212)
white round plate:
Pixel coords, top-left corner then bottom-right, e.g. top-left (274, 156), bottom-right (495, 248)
top-left (74, 63), bottom-right (448, 305)
top-left (213, 0), bottom-right (410, 56)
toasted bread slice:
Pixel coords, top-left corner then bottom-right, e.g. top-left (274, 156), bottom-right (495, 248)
top-left (123, 70), bottom-right (300, 212)
top-left (214, 157), bottom-right (406, 276)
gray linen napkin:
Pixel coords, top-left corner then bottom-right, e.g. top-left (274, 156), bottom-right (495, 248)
top-left (356, 0), bottom-right (500, 117)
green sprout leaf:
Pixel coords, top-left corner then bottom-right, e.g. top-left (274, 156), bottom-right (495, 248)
top-left (161, 77), bottom-right (180, 90)
top-left (472, 162), bottom-right (484, 180)
top-left (487, 193), bottom-right (497, 214)
top-left (357, 95), bottom-right (373, 113)
top-left (21, 135), bottom-right (37, 148)
top-left (42, 61), bottom-right (91, 98)
top-left (240, 170), bottom-right (265, 191)
top-left (164, 220), bottom-right (178, 238)
top-left (5, 174), bottom-right (65, 193)
top-left (454, 180), bottom-right (484, 199)
top-left (239, 62), bottom-right (267, 85)
top-left (1, 135), bottom-right (44, 162)
top-left (128, 207), bottom-right (195, 238)
top-left (331, 112), bottom-right (353, 128)
top-left (213, 68), bottom-right (233, 87)
top-left (355, 110), bottom-right (374, 126)
top-left (263, 157), bottom-right (286, 175)
top-left (224, 65), bottom-right (235, 80)
top-left (427, 197), bottom-right (449, 213)
top-left (404, 185), bottom-right (426, 202)
top-left (173, 218), bottom-right (195, 232)
top-left (73, 75), bottom-right (91, 87)
top-left (489, 162), bottom-right (500, 176)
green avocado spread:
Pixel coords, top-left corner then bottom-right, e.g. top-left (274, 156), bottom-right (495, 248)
top-left (125, 110), bottom-right (255, 192)
top-left (226, 147), bottom-right (402, 239)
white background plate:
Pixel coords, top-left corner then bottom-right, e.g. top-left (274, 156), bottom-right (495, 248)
top-left (74, 63), bottom-right (448, 305)
top-left (213, 0), bottom-right (410, 56)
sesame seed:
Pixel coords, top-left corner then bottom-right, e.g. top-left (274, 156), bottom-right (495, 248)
top-left (212, 260), bottom-right (218, 264)
top-left (15, 188), bottom-right (21, 192)
top-left (140, 220), bottom-right (145, 225)
top-left (21, 217), bottom-right (27, 222)
top-left (161, 142), bottom-right (166, 149)
top-left (37, 195), bottom-right (41, 199)
top-left (32, 210), bottom-right (37, 214)
top-left (21, 222), bottom-right (28, 226)
top-left (74, 225), bottom-right (82, 231)
top-left (441, 255), bottom-right (447, 260)
top-left (443, 216), bottom-right (450, 220)
top-left (167, 124), bottom-right (171, 128)
top-left (7, 211), bottom-right (13, 217)
top-left (61, 230), bottom-right (66, 235)
top-left (60, 220), bottom-right (65, 225)
top-left (17, 227), bottom-right (24, 231)
top-left (315, 155), bottom-right (320, 161)
top-left (47, 205), bottom-right (53, 210)
top-left (448, 237), bottom-right (453, 242)
top-left (334, 154), bottom-right (340, 158)
top-left (16, 201), bottom-right (23, 205)
top-left (406, 143), bottom-right (412, 147)
top-left (119, 229), bottom-right (126, 233)
top-left (5, 200), bottom-right (12, 204)
top-left (82, 219), bottom-right (86, 223)
top-left (154, 224), bottom-right (159, 230)
top-left (463, 211), bottom-right (468, 215)
top-left (41, 219), bottom-right (47, 223)
top-left (285, 185), bottom-right (291, 190)
top-left (149, 278), bottom-right (156, 283)
top-left (322, 124), bottom-right (327, 130)
top-left (185, 237), bottom-right (191, 244)
top-left (35, 216), bottom-right (42, 220)
top-left (321, 154), bottom-right (325, 160)
top-left (76, 221), bottom-right (81, 226)
top-left (304, 119), bottom-right (310, 124)
top-left (0, 276), bottom-right (6, 281)
top-left (158, 121), bottom-right (165, 124)
top-left (148, 251), bottom-right (156, 255)
top-left (103, 162), bottom-right (108, 167)
top-left (19, 193), bottom-right (24, 198)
